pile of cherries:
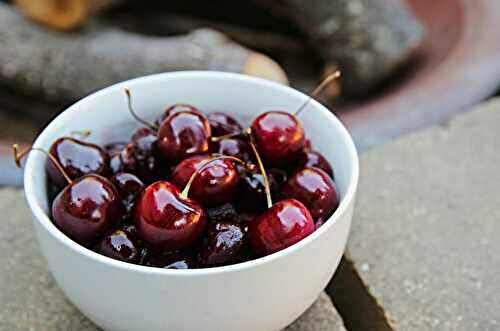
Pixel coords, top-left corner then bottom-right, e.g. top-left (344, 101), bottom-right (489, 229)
top-left (22, 90), bottom-right (340, 269)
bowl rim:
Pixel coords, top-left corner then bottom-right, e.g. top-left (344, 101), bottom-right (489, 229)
top-left (24, 71), bottom-right (359, 277)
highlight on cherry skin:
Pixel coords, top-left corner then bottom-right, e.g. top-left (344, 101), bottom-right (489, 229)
top-left (13, 72), bottom-right (343, 269)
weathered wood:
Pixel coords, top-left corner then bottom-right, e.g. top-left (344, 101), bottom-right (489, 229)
top-left (14, 0), bottom-right (120, 30)
top-left (0, 3), bottom-right (287, 104)
top-left (255, 0), bottom-right (424, 95)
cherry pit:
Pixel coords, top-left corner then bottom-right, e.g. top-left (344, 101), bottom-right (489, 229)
top-left (14, 72), bottom-right (341, 269)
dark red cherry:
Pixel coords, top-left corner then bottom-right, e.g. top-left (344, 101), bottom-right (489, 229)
top-left (47, 137), bottom-right (109, 188)
top-left (297, 150), bottom-right (334, 178)
top-left (238, 168), bottom-right (284, 211)
top-left (251, 111), bottom-right (305, 166)
top-left (121, 128), bottom-right (161, 183)
top-left (207, 203), bottom-right (237, 223)
top-left (207, 112), bottom-right (243, 136)
top-left (211, 138), bottom-right (252, 161)
top-left (52, 174), bottom-right (122, 245)
top-left (144, 251), bottom-right (196, 269)
top-left (156, 104), bottom-right (201, 127)
top-left (94, 227), bottom-right (140, 263)
top-left (110, 172), bottom-right (144, 217)
top-left (104, 142), bottom-right (126, 174)
top-left (248, 199), bottom-right (314, 256)
top-left (282, 167), bottom-right (339, 223)
top-left (171, 155), bottom-right (239, 206)
top-left (198, 222), bottom-right (246, 266)
top-left (133, 181), bottom-right (206, 250)
top-left (158, 111), bottom-right (211, 163)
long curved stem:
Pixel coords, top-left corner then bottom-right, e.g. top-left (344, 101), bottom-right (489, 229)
top-left (246, 129), bottom-right (273, 209)
top-left (12, 144), bottom-right (73, 185)
top-left (124, 88), bottom-right (158, 131)
top-left (180, 155), bottom-right (246, 199)
top-left (294, 69), bottom-right (342, 116)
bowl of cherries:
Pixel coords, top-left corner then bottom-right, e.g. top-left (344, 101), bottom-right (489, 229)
top-left (22, 71), bottom-right (359, 331)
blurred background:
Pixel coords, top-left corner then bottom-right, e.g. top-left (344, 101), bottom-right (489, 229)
top-left (0, 0), bottom-right (499, 185)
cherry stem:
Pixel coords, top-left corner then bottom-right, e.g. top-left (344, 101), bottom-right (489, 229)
top-left (12, 144), bottom-right (73, 185)
top-left (246, 128), bottom-right (273, 209)
top-left (180, 155), bottom-right (246, 199)
top-left (294, 69), bottom-right (342, 116)
top-left (69, 130), bottom-right (92, 139)
top-left (124, 88), bottom-right (158, 131)
top-left (210, 131), bottom-right (245, 142)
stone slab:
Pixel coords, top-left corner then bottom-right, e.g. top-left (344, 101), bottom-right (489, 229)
top-left (348, 98), bottom-right (500, 330)
top-left (0, 188), bottom-right (345, 331)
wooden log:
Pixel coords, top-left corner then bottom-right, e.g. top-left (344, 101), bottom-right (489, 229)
top-left (254, 0), bottom-right (425, 95)
top-left (14, 0), bottom-right (119, 30)
top-left (0, 3), bottom-right (287, 104)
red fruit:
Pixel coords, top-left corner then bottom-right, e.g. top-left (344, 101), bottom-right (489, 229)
top-left (94, 227), bottom-right (140, 263)
top-left (251, 111), bottom-right (305, 166)
top-left (104, 142), bottom-right (126, 174)
top-left (121, 127), bottom-right (161, 183)
top-left (133, 181), bottom-right (206, 250)
top-left (211, 138), bottom-right (252, 161)
top-left (248, 199), bottom-right (314, 256)
top-left (282, 167), bottom-right (339, 223)
top-left (156, 104), bottom-right (201, 127)
top-left (297, 150), bottom-right (334, 178)
top-left (207, 112), bottom-right (243, 136)
top-left (110, 172), bottom-right (144, 217)
top-left (47, 137), bottom-right (109, 188)
top-left (198, 222), bottom-right (246, 266)
top-left (171, 155), bottom-right (239, 206)
top-left (52, 175), bottom-right (122, 245)
top-left (158, 111), bottom-right (211, 163)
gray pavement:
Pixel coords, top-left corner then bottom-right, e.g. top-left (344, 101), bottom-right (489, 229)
top-left (348, 98), bottom-right (500, 330)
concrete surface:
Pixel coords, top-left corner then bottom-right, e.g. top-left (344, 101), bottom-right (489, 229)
top-left (348, 98), bottom-right (500, 330)
top-left (0, 188), bottom-right (345, 331)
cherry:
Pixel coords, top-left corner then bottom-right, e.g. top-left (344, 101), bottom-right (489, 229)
top-left (297, 150), bottom-right (334, 178)
top-left (198, 222), bottom-right (246, 266)
top-left (251, 111), bottom-right (305, 166)
top-left (104, 142), bottom-right (126, 174)
top-left (47, 137), bottom-right (109, 188)
top-left (158, 110), bottom-right (211, 163)
top-left (207, 112), bottom-right (243, 136)
top-left (171, 155), bottom-right (240, 207)
top-left (282, 167), bottom-right (339, 223)
top-left (133, 181), bottom-right (206, 250)
top-left (121, 127), bottom-right (162, 183)
top-left (207, 203), bottom-right (237, 223)
top-left (248, 199), bottom-right (314, 256)
top-left (156, 104), bottom-right (201, 127)
top-left (110, 172), bottom-right (144, 218)
top-left (143, 251), bottom-right (196, 269)
top-left (94, 226), bottom-right (140, 263)
top-left (52, 174), bottom-right (123, 245)
top-left (211, 138), bottom-right (252, 161)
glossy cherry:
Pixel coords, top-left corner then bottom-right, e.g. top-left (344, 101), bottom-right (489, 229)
top-left (251, 111), bottom-right (305, 166)
top-left (211, 138), bottom-right (252, 161)
top-left (47, 137), bottom-right (109, 188)
top-left (52, 174), bottom-right (123, 245)
top-left (282, 167), bottom-right (339, 223)
top-left (171, 155), bottom-right (240, 206)
top-left (156, 104), bottom-right (201, 127)
top-left (297, 150), bottom-right (334, 178)
top-left (110, 172), bottom-right (144, 217)
top-left (207, 112), bottom-right (243, 136)
top-left (104, 142), bottom-right (126, 174)
top-left (133, 181), bottom-right (206, 250)
top-left (158, 110), bottom-right (211, 163)
top-left (94, 226), bottom-right (140, 263)
top-left (198, 222), bottom-right (246, 266)
top-left (248, 199), bottom-right (314, 256)
top-left (143, 251), bottom-right (196, 269)
top-left (121, 127), bottom-right (161, 183)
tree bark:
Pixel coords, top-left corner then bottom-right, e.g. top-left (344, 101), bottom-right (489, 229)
top-left (0, 3), bottom-right (287, 104)
top-left (255, 0), bottom-right (425, 95)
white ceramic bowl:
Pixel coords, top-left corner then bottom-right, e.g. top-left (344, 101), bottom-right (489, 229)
top-left (23, 71), bottom-right (359, 331)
